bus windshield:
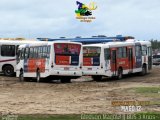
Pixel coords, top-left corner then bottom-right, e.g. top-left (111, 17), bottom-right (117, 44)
top-left (54, 43), bottom-right (81, 65)
top-left (83, 47), bottom-right (101, 66)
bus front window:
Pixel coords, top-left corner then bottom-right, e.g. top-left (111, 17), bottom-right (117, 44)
top-left (83, 47), bottom-right (101, 66)
top-left (54, 43), bottom-right (81, 65)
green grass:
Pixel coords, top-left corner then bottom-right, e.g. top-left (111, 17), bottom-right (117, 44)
top-left (0, 114), bottom-right (80, 120)
top-left (127, 87), bottom-right (160, 106)
top-left (130, 87), bottom-right (160, 98)
top-left (133, 87), bottom-right (160, 94)
top-left (1, 113), bottom-right (160, 120)
top-left (18, 114), bottom-right (80, 120)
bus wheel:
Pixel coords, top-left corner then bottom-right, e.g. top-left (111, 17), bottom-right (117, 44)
top-left (141, 65), bottom-right (146, 76)
top-left (92, 75), bottom-right (102, 81)
top-left (117, 68), bottom-right (123, 80)
top-left (19, 71), bottom-right (24, 82)
top-left (61, 78), bottom-right (71, 83)
top-left (36, 70), bottom-right (41, 82)
top-left (19, 70), bottom-right (29, 82)
top-left (3, 65), bottom-right (14, 76)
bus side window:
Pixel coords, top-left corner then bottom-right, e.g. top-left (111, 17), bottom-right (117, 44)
top-left (34, 47), bottom-right (38, 58)
top-left (122, 47), bottom-right (127, 58)
top-left (104, 48), bottom-right (110, 60)
top-left (38, 46), bottom-right (43, 58)
top-left (142, 45), bottom-right (147, 56)
top-left (29, 47), bottom-right (34, 58)
top-left (40, 46), bottom-right (43, 58)
top-left (24, 48), bottom-right (29, 59)
top-left (37, 47), bottom-right (41, 58)
top-left (43, 46), bottom-right (47, 58)
top-left (20, 48), bottom-right (25, 60)
top-left (118, 47), bottom-right (123, 58)
top-left (47, 46), bottom-right (50, 58)
top-left (1, 45), bottom-right (15, 57)
top-left (135, 45), bottom-right (142, 56)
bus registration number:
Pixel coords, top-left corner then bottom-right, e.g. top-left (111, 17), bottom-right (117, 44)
top-left (64, 67), bottom-right (69, 70)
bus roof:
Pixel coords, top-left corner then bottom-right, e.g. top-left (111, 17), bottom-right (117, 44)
top-left (37, 35), bottom-right (135, 44)
top-left (19, 41), bottom-right (82, 48)
top-left (0, 39), bottom-right (38, 45)
top-left (83, 41), bottom-right (135, 48)
top-left (137, 40), bottom-right (151, 46)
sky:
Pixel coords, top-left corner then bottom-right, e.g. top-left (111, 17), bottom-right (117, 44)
top-left (0, 0), bottom-right (160, 40)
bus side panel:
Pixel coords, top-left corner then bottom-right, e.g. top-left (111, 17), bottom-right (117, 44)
top-left (117, 58), bottom-right (129, 70)
top-left (27, 58), bottom-right (46, 73)
top-left (27, 58), bottom-right (36, 72)
top-left (36, 58), bottom-right (46, 73)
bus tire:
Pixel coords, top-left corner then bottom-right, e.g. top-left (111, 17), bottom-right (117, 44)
top-left (19, 71), bottom-right (24, 82)
top-left (92, 75), bottom-right (102, 81)
top-left (3, 65), bottom-right (14, 76)
top-left (61, 78), bottom-right (71, 83)
top-left (117, 68), bottom-right (123, 80)
top-left (141, 65), bottom-right (147, 76)
top-left (19, 70), bottom-right (29, 82)
top-left (36, 70), bottom-right (41, 82)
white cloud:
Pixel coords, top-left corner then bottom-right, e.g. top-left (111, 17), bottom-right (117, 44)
top-left (0, 0), bottom-right (160, 40)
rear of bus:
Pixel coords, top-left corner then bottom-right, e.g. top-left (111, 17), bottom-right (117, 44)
top-left (51, 42), bottom-right (82, 79)
top-left (0, 40), bottom-right (20, 76)
top-left (139, 41), bottom-right (152, 74)
top-left (82, 45), bottom-right (104, 79)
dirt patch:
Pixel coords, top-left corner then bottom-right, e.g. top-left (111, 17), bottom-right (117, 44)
top-left (0, 67), bottom-right (160, 114)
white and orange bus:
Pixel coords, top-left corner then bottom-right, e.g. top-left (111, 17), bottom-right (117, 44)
top-left (0, 39), bottom-right (37, 76)
top-left (82, 40), bottom-right (152, 81)
top-left (16, 41), bottom-right (83, 83)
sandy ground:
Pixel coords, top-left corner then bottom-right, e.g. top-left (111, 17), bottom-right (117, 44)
top-left (0, 66), bottom-right (160, 115)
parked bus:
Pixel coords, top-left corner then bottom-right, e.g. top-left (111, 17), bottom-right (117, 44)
top-left (16, 41), bottom-right (83, 83)
top-left (0, 40), bottom-right (37, 76)
top-left (82, 40), bottom-right (152, 81)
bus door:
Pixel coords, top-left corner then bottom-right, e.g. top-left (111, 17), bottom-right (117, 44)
top-left (128, 48), bottom-right (133, 72)
top-left (135, 43), bottom-right (142, 68)
top-left (148, 47), bottom-right (152, 70)
top-left (111, 49), bottom-right (117, 76)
